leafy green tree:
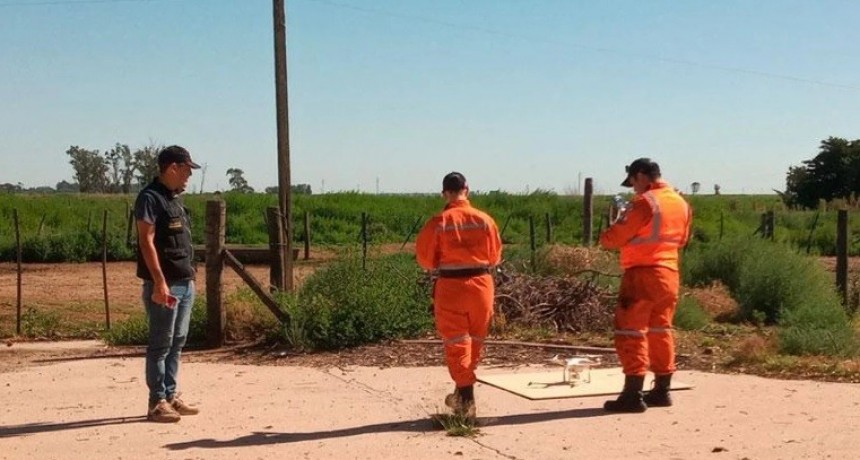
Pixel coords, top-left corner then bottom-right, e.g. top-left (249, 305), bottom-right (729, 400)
top-left (105, 143), bottom-right (134, 193)
top-left (66, 146), bottom-right (109, 193)
top-left (133, 143), bottom-right (161, 189)
top-left (265, 184), bottom-right (312, 195)
top-left (783, 137), bottom-right (860, 208)
top-left (227, 168), bottom-right (254, 193)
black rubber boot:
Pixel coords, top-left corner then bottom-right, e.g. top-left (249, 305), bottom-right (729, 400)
top-left (604, 375), bottom-right (647, 413)
top-left (644, 374), bottom-right (673, 407)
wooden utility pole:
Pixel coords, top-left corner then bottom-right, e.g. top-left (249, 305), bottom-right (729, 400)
top-left (836, 210), bottom-right (848, 306)
top-left (206, 200), bottom-right (227, 347)
top-left (273, 0), bottom-right (294, 291)
top-left (583, 178), bottom-right (594, 246)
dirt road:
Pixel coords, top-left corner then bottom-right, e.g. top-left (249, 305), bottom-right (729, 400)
top-left (1, 342), bottom-right (859, 459)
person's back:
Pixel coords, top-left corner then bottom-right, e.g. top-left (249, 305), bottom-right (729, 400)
top-left (600, 158), bottom-right (691, 413)
top-left (415, 172), bottom-right (501, 421)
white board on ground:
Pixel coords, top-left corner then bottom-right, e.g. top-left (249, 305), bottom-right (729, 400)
top-left (478, 367), bottom-right (694, 400)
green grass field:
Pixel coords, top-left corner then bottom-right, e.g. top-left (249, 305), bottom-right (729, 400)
top-left (1, 191), bottom-right (858, 262)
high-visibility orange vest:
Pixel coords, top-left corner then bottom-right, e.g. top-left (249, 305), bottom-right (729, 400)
top-left (618, 182), bottom-right (691, 270)
top-left (415, 199), bottom-right (502, 272)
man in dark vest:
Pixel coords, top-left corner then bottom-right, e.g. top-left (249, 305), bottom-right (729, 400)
top-left (135, 145), bottom-right (200, 423)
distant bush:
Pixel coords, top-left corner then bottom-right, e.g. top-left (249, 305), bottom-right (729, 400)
top-left (779, 304), bottom-right (857, 357)
top-left (682, 238), bottom-right (750, 292)
top-left (674, 295), bottom-right (709, 331)
top-left (681, 238), bottom-right (859, 356)
top-left (20, 307), bottom-right (63, 339)
top-left (282, 252), bottom-right (433, 350)
top-left (102, 298), bottom-right (207, 346)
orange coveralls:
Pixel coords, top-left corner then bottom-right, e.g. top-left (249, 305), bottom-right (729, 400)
top-left (416, 200), bottom-right (502, 388)
top-left (600, 181), bottom-right (692, 377)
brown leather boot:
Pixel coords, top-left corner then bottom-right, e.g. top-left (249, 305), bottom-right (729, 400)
top-left (168, 395), bottom-right (199, 416)
top-left (444, 385), bottom-right (476, 419)
top-left (147, 399), bottom-right (181, 423)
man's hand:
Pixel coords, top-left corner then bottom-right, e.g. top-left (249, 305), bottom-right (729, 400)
top-left (151, 281), bottom-right (174, 309)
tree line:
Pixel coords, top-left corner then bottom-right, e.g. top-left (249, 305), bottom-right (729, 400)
top-left (783, 137), bottom-right (860, 208)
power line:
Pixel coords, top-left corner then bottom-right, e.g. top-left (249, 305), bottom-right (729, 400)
top-left (0, 0), bottom-right (179, 7)
top-left (305, 0), bottom-right (857, 91)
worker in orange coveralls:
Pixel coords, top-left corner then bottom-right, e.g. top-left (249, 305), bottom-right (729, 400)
top-left (599, 158), bottom-right (692, 413)
top-left (416, 172), bottom-right (502, 419)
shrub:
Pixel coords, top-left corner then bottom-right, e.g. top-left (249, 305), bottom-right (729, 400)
top-left (21, 307), bottom-right (63, 339)
top-left (673, 295), bottom-right (709, 331)
top-left (102, 298), bottom-right (207, 346)
top-left (283, 252), bottom-right (433, 350)
top-left (778, 304), bottom-right (858, 357)
top-left (681, 238), bottom-right (751, 292)
top-left (734, 242), bottom-right (837, 324)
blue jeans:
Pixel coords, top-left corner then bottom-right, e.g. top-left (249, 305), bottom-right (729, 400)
top-left (143, 279), bottom-right (194, 405)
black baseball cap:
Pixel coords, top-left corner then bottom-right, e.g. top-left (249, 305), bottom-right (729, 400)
top-left (442, 172), bottom-right (467, 192)
top-left (621, 158), bottom-right (660, 187)
top-left (158, 145), bottom-right (200, 169)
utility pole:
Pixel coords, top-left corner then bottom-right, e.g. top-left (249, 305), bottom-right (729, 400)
top-left (273, 0), bottom-right (293, 291)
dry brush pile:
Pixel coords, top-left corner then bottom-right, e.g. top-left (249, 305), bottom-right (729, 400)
top-left (493, 245), bottom-right (619, 333)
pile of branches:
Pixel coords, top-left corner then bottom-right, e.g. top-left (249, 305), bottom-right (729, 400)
top-left (494, 271), bottom-right (616, 333)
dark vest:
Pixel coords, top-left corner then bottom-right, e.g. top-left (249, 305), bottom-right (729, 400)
top-left (136, 180), bottom-right (196, 282)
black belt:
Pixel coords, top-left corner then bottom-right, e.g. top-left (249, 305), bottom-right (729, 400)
top-left (437, 267), bottom-right (492, 278)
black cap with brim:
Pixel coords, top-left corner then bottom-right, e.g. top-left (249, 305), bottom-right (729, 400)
top-left (158, 145), bottom-right (201, 169)
top-left (620, 158), bottom-right (659, 187)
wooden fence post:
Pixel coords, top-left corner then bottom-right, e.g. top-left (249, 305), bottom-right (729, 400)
top-left (14, 209), bottom-right (22, 336)
top-left (836, 210), bottom-right (849, 306)
top-left (101, 210), bottom-right (110, 330)
top-left (206, 200), bottom-right (226, 348)
top-left (544, 212), bottom-right (553, 244)
top-left (719, 212), bottom-right (724, 241)
top-left (37, 213), bottom-right (46, 238)
top-left (126, 208), bottom-right (135, 248)
top-left (267, 206), bottom-right (286, 291)
top-left (805, 211), bottom-right (820, 254)
top-left (529, 215), bottom-right (537, 271)
top-left (766, 210), bottom-right (775, 240)
top-left (583, 178), bottom-right (593, 246)
top-left (361, 212), bottom-right (368, 270)
top-left (303, 211), bottom-right (311, 260)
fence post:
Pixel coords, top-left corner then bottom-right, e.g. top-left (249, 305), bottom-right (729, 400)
top-left (303, 211), bottom-right (311, 260)
top-left (805, 211), bottom-right (820, 254)
top-left (126, 208), bottom-right (135, 248)
top-left (583, 178), bottom-right (593, 246)
top-left (529, 215), bottom-right (537, 271)
top-left (836, 210), bottom-right (849, 306)
top-left (766, 210), bottom-right (775, 240)
top-left (14, 209), bottom-right (22, 336)
top-left (101, 210), bottom-right (111, 330)
top-left (499, 215), bottom-right (513, 242)
top-left (37, 213), bottom-right (46, 238)
top-left (361, 212), bottom-right (368, 270)
top-left (206, 200), bottom-right (227, 348)
top-left (267, 206), bottom-right (286, 291)
top-left (544, 212), bottom-right (553, 244)
top-left (719, 212), bottom-right (724, 241)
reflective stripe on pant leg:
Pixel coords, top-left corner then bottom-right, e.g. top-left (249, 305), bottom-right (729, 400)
top-left (466, 274), bottom-right (494, 375)
top-left (615, 270), bottom-right (652, 376)
top-left (648, 268), bottom-right (680, 374)
top-left (434, 293), bottom-right (474, 387)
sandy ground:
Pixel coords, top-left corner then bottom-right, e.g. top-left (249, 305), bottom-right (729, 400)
top-left (1, 342), bottom-right (860, 460)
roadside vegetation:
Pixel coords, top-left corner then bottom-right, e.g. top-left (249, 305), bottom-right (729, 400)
top-left (96, 237), bottom-right (860, 385)
top-left (5, 192), bottom-right (860, 263)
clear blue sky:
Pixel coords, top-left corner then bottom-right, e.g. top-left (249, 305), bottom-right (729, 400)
top-left (2, 0), bottom-right (858, 194)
